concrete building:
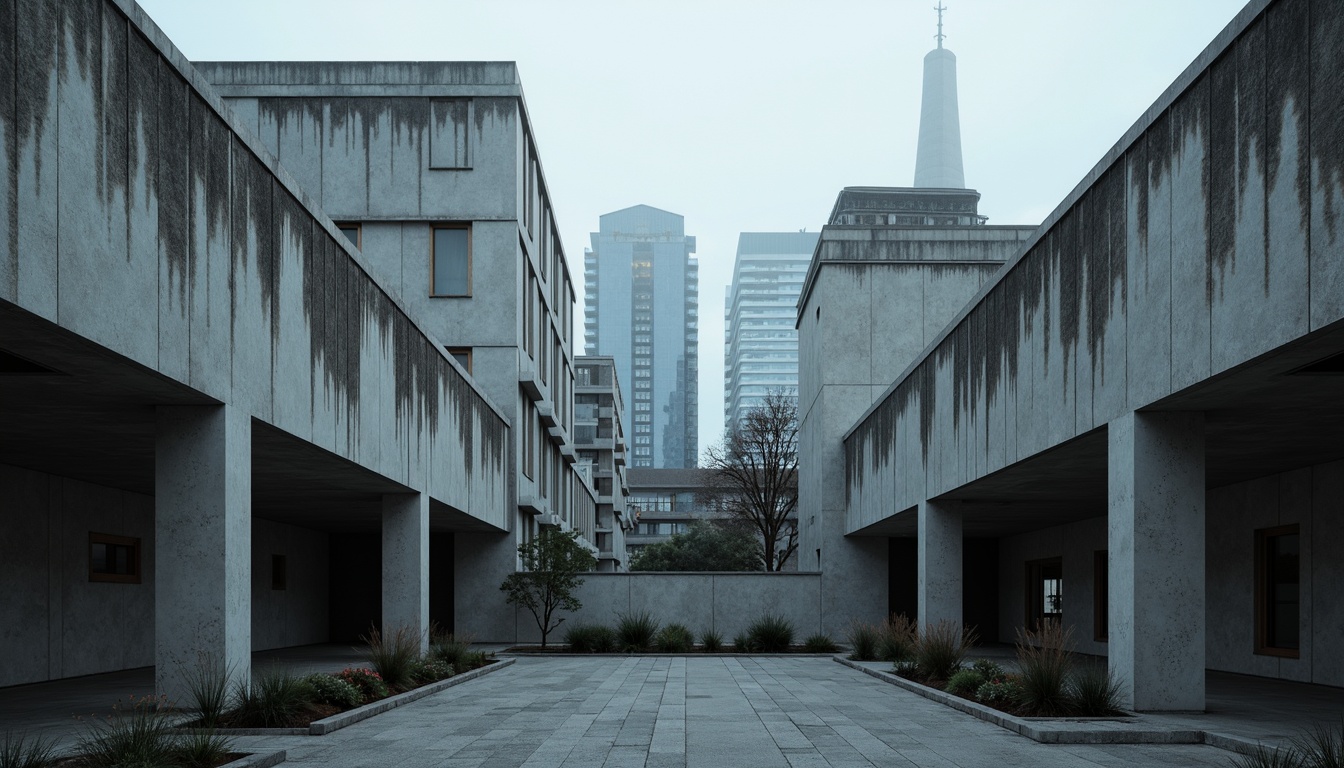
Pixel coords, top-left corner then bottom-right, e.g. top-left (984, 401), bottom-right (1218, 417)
top-left (723, 232), bottom-right (816, 429)
top-left (196, 59), bottom-right (596, 642)
top-left (0, 0), bottom-right (515, 698)
top-left (584, 205), bottom-right (699, 469)
top-left (575, 356), bottom-right (634, 572)
top-left (804, 0), bottom-right (1344, 714)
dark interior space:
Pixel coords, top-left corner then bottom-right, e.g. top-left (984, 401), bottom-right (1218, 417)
top-left (430, 532), bottom-right (455, 635)
top-left (329, 533), bottom-right (381, 642)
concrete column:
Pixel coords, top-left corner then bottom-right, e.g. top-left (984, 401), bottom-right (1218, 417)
top-left (918, 499), bottom-right (962, 629)
top-left (155, 405), bottom-right (251, 703)
top-left (1108, 411), bottom-right (1205, 712)
top-left (382, 492), bottom-right (429, 652)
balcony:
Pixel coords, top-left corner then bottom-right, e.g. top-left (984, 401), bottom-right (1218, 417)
top-left (538, 400), bottom-right (558, 428)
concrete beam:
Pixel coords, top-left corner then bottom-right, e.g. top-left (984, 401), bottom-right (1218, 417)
top-left (1108, 411), bottom-right (1205, 711)
top-left (154, 405), bottom-right (251, 702)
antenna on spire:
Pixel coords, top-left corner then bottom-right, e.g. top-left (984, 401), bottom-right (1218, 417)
top-left (934, 2), bottom-right (947, 48)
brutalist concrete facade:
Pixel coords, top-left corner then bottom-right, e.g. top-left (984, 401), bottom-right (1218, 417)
top-left (831, 0), bottom-right (1344, 711)
top-left (0, 0), bottom-right (521, 695)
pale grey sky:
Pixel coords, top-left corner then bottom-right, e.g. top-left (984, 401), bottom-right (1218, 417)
top-left (137, 0), bottom-right (1249, 458)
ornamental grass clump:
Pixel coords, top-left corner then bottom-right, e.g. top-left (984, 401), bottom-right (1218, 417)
top-left (732, 633), bottom-right (752, 652)
top-left (746, 614), bottom-right (794, 653)
top-left (429, 630), bottom-right (474, 670)
top-left (233, 669), bottom-right (316, 728)
top-left (1295, 718), bottom-right (1344, 768)
top-left (699, 629), bottom-right (723, 653)
top-left (878, 614), bottom-right (918, 663)
top-left (565, 623), bottom-right (615, 653)
top-left (75, 695), bottom-right (178, 767)
top-left (180, 652), bottom-right (233, 729)
top-left (846, 621), bottom-right (880, 661)
top-left (615, 611), bottom-right (660, 652)
top-left (1068, 664), bottom-right (1124, 717)
top-left (912, 620), bottom-right (976, 684)
top-left (1015, 622), bottom-right (1073, 715)
top-left (0, 731), bottom-right (58, 768)
top-left (803, 634), bottom-right (839, 653)
top-left (362, 624), bottom-right (423, 690)
top-left (173, 729), bottom-right (234, 768)
top-left (655, 623), bottom-right (695, 653)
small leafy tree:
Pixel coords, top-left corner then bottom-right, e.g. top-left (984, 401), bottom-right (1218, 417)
top-left (702, 390), bottom-right (799, 571)
top-left (500, 529), bottom-right (596, 647)
top-left (629, 520), bottom-right (762, 571)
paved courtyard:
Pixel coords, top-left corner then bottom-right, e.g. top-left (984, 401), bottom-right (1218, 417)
top-left (226, 656), bottom-right (1236, 767)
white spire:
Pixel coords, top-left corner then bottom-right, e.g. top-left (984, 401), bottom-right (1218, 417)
top-left (914, 4), bottom-right (965, 189)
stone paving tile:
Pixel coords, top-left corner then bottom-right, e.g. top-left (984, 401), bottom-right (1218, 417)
top-left (216, 657), bottom-right (1243, 767)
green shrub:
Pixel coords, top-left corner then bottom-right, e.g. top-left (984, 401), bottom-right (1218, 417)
top-left (846, 622), bottom-right (880, 661)
top-left (746, 614), bottom-right (794, 653)
top-left (174, 729), bottom-right (234, 768)
top-left (566, 624), bottom-right (616, 653)
top-left (304, 674), bottom-right (363, 709)
top-left (1015, 622), bottom-right (1073, 715)
top-left (975, 675), bottom-right (1024, 707)
top-left (233, 669), bottom-right (316, 728)
top-left (913, 620), bottom-right (976, 683)
top-left (893, 660), bottom-right (919, 678)
top-left (655, 623), bottom-right (695, 653)
top-left (945, 668), bottom-right (986, 697)
top-left (615, 611), bottom-right (660, 652)
top-left (429, 630), bottom-right (474, 669)
top-left (75, 695), bottom-right (178, 767)
top-left (337, 667), bottom-right (389, 703)
top-left (1068, 665), bottom-right (1124, 716)
top-left (362, 624), bottom-right (422, 690)
top-left (878, 614), bottom-right (918, 662)
top-left (732, 633), bottom-right (752, 652)
top-left (803, 634), bottom-right (839, 653)
top-left (699, 629), bottom-right (723, 653)
top-left (410, 658), bottom-right (455, 683)
top-left (0, 731), bottom-right (58, 768)
top-left (971, 658), bottom-right (1005, 680)
top-left (180, 652), bottom-right (233, 729)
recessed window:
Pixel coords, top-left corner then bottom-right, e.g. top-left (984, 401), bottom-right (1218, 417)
top-left (271, 555), bottom-right (287, 591)
top-left (431, 226), bottom-right (471, 297)
top-left (1256, 525), bottom-right (1300, 658)
top-left (89, 533), bottom-right (140, 584)
top-left (447, 347), bottom-right (472, 375)
top-left (1025, 558), bottom-right (1062, 629)
top-left (335, 223), bottom-right (361, 249)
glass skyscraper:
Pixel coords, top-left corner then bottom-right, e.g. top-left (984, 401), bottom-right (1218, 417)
top-left (723, 232), bottom-right (817, 429)
top-left (584, 206), bottom-right (699, 468)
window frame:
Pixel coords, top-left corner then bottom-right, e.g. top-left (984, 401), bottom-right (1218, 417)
top-left (430, 224), bottom-right (472, 298)
top-left (89, 532), bottom-right (141, 584)
top-left (1024, 557), bottom-right (1063, 630)
top-left (446, 347), bottom-right (472, 375)
top-left (335, 222), bottom-right (362, 250)
top-left (1255, 524), bottom-right (1301, 658)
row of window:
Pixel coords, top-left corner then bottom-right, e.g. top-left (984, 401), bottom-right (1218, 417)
top-left (88, 533), bottom-right (289, 591)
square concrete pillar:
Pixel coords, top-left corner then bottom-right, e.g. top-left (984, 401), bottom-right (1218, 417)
top-left (1108, 411), bottom-right (1205, 712)
top-left (918, 499), bottom-right (962, 629)
top-left (382, 492), bottom-right (429, 652)
top-left (155, 405), bottom-right (251, 703)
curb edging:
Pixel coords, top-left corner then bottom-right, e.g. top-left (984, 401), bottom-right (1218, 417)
top-left (309, 658), bottom-right (515, 735)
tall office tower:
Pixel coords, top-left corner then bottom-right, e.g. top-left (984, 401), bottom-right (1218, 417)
top-left (585, 205), bottom-right (699, 469)
top-left (723, 232), bottom-right (818, 430)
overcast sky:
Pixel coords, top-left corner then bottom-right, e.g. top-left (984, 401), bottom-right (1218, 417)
top-left (137, 0), bottom-right (1249, 459)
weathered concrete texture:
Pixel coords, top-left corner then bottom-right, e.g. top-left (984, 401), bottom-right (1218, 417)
top-left (1108, 411), bottom-right (1205, 711)
top-left (844, 0), bottom-right (1343, 518)
top-left (250, 519), bottom-right (329, 652)
top-left (155, 405), bottom-right (251, 703)
top-left (918, 500), bottom-right (962, 629)
top-left (382, 493), bottom-right (429, 652)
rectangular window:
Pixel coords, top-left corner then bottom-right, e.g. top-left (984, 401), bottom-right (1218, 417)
top-left (431, 226), bottom-right (471, 296)
top-left (1256, 525), bottom-right (1300, 657)
top-left (336, 223), bottom-right (361, 249)
top-left (446, 347), bottom-right (472, 375)
top-left (1025, 557), bottom-right (1062, 629)
top-left (89, 533), bottom-right (140, 584)
top-left (1093, 551), bottom-right (1107, 642)
top-left (271, 554), bottom-right (287, 591)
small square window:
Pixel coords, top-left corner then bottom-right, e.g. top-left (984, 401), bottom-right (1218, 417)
top-left (335, 223), bottom-right (361, 249)
top-left (447, 347), bottom-right (472, 375)
top-left (1256, 525), bottom-right (1300, 657)
top-left (271, 554), bottom-right (287, 591)
top-left (89, 533), bottom-right (140, 584)
top-left (431, 226), bottom-right (471, 297)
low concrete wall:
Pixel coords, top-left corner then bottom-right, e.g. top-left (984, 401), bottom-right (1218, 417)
top-left (511, 572), bottom-right (825, 644)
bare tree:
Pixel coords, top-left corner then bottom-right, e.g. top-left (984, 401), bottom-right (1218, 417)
top-left (703, 391), bottom-right (799, 571)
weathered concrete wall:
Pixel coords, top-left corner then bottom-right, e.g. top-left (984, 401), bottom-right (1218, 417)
top-left (0, 464), bottom-right (155, 687)
top-left (250, 518), bottom-right (329, 652)
top-left (846, 0), bottom-right (1344, 525)
top-left (997, 517), bottom-right (1108, 656)
top-left (0, 0), bottom-right (509, 525)
top-left (511, 572), bottom-right (824, 644)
